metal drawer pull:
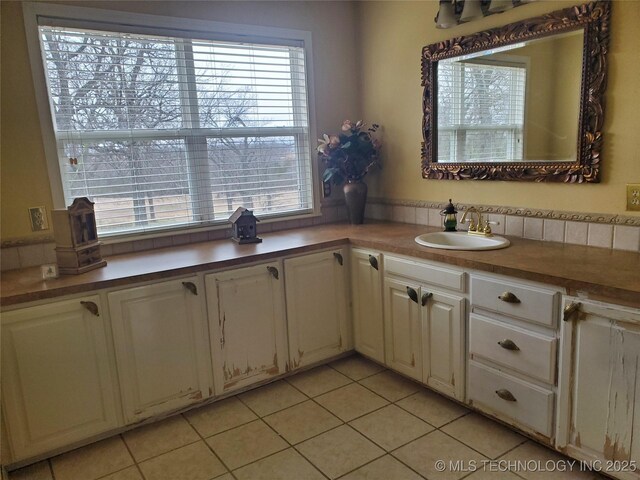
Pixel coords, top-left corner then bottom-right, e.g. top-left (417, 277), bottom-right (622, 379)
top-left (182, 281), bottom-right (198, 295)
top-left (563, 301), bottom-right (581, 322)
top-left (421, 292), bottom-right (433, 306)
top-left (267, 266), bottom-right (279, 280)
top-left (495, 389), bottom-right (517, 402)
top-left (333, 252), bottom-right (344, 266)
top-left (368, 255), bottom-right (379, 270)
top-left (498, 291), bottom-right (521, 304)
top-left (497, 339), bottom-right (520, 351)
top-left (80, 301), bottom-right (99, 316)
top-left (406, 286), bottom-right (419, 304)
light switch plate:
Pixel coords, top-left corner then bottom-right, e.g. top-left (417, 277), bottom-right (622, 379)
top-left (28, 206), bottom-right (49, 231)
top-left (627, 184), bottom-right (640, 211)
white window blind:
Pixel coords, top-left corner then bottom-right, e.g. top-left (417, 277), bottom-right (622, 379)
top-left (437, 60), bottom-right (526, 163)
top-left (38, 25), bottom-right (313, 236)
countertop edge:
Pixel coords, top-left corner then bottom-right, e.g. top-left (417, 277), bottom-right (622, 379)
top-left (2, 223), bottom-right (638, 308)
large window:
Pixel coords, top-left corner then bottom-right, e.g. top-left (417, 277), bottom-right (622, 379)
top-left (437, 58), bottom-right (527, 163)
top-left (36, 21), bottom-right (313, 236)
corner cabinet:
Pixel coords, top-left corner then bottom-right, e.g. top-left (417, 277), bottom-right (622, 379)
top-left (557, 298), bottom-right (640, 480)
top-left (1, 296), bottom-right (121, 459)
top-left (284, 249), bottom-right (350, 369)
top-left (205, 262), bottom-right (288, 395)
top-left (107, 277), bottom-right (212, 423)
top-left (351, 249), bottom-right (385, 363)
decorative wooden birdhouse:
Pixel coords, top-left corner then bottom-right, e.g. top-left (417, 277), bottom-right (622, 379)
top-left (229, 207), bottom-right (262, 244)
top-left (51, 197), bottom-right (107, 274)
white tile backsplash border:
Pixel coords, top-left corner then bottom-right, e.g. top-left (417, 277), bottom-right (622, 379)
top-left (363, 199), bottom-right (640, 254)
top-left (1, 204), bottom-right (333, 271)
top-left (3, 199), bottom-right (640, 271)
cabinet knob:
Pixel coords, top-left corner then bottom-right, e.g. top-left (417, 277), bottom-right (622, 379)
top-left (421, 292), bottom-right (433, 306)
top-left (498, 291), bottom-right (520, 304)
top-left (497, 339), bottom-right (520, 351)
top-left (80, 301), bottom-right (99, 316)
top-left (333, 252), bottom-right (344, 266)
top-left (495, 389), bottom-right (517, 402)
top-left (406, 286), bottom-right (419, 304)
top-left (182, 281), bottom-right (198, 295)
top-left (267, 266), bottom-right (279, 279)
top-left (563, 301), bottom-right (581, 322)
top-left (368, 255), bottom-right (379, 270)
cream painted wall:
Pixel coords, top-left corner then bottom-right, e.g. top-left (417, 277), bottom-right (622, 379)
top-left (0, 0), bottom-right (361, 240)
top-left (2, 1), bottom-right (639, 243)
top-left (357, 0), bottom-right (640, 216)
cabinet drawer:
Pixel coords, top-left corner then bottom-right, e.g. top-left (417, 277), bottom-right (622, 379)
top-left (470, 275), bottom-right (559, 327)
top-left (468, 361), bottom-right (554, 437)
top-left (385, 255), bottom-right (465, 292)
top-left (469, 314), bottom-right (556, 384)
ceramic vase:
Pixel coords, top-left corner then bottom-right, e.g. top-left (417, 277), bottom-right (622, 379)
top-left (343, 180), bottom-right (367, 224)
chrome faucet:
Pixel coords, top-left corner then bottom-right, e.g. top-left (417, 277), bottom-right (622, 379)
top-left (460, 206), bottom-right (495, 236)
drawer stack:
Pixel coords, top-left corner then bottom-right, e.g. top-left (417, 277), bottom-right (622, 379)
top-left (468, 274), bottom-right (561, 441)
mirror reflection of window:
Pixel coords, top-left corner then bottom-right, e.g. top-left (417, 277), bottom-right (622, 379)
top-left (438, 57), bottom-right (527, 163)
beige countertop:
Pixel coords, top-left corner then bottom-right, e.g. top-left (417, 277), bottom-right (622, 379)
top-left (1, 222), bottom-right (639, 307)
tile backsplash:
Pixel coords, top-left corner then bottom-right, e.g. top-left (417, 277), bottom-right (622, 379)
top-left (0, 203), bottom-right (347, 271)
top-left (365, 199), bottom-right (640, 253)
top-left (2, 199), bottom-right (639, 272)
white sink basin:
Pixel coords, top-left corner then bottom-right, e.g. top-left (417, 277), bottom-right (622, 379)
top-left (415, 231), bottom-right (510, 251)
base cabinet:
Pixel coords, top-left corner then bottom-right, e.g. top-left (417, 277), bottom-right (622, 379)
top-left (383, 277), bottom-right (423, 381)
top-left (284, 249), bottom-right (350, 369)
top-left (557, 298), bottom-right (640, 480)
top-left (351, 249), bottom-right (384, 363)
top-left (205, 262), bottom-right (288, 395)
top-left (383, 256), bottom-right (465, 398)
top-left (422, 290), bottom-right (464, 400)
top-left (108, 277), bottom-right (212, 423)
top-left (1, 296), bottom-right (121, 459)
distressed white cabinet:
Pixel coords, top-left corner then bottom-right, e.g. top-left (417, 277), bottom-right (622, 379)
top-left (557, 298), bottom-right (640, 480)
top-left (351, 249), bottom-right (384, 363)
top-left (205, 262), bottom-right (288, 394)
top-left (383, 255), bottom-right (465, 397)
top-left (284, 249), bottom-right (350, 368)
top-left (468, 274), bottom-right (560, 441)
top-left (1, 296), bottom-right (121, 459)
top-left (108, 277), bottom-right (212, 423)
top-left (422, 290), bottom-right (465, 399)
top-left (383, 276), bottom-right (423, 380)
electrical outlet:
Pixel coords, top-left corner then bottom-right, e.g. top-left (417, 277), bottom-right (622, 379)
top-left (28, 206), bottom-right (49, 231)
top-left (627, 184), bottom-right (640, 211)
top-left (322, 181), bottom-right (332, 198)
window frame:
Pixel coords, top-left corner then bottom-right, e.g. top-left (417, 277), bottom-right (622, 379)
top-left (437, 55), bottom-right (529, 164)
top-left (23, 2), bottom-right (320, 241)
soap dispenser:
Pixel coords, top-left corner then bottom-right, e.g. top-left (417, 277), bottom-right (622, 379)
top-left (440, 199), bottom-right (458, 232)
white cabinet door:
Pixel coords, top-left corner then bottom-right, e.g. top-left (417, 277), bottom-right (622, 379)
top-left (108, 277), bottom-right (212, 423)
top-left (383, 277), bottom-right (422, 381)
top-left (557, 298), bottom-right (640, 480)
top-left (351, 249), bottom-right (384, 363)
top-left (422, 289), bottom-right (465, 400)
top-left (285, 249), bottom-right (349, 369)
top-left (205, 262), bottom-right (287, 394)
top-left (2, 296), bottom-right (121, 460)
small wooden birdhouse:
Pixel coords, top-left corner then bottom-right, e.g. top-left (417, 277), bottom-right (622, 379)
top-left (51, 197), bottom-right (107, 274)
top-left (229, 207), bottom-right (262, 244)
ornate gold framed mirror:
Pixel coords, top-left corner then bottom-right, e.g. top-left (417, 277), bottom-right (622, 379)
top-left (421, 1), bottom-right (610, 182)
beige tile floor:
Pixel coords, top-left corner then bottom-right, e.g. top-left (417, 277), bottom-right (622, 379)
top-left (8, 355), bottom-right (605, 480)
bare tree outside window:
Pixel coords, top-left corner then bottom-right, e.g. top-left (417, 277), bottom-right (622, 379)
top-left (438, 58), bottom-right (526, 163)
top-left (40, 27), bottom-right (312, 235)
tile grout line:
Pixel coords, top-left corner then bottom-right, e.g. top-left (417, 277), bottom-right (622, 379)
top-left (13, 355), bottom-right (578, 480)
top-left (234, 391), bottom-right (332, 480)
top-left (178, 412), bottom-right (237, 480)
